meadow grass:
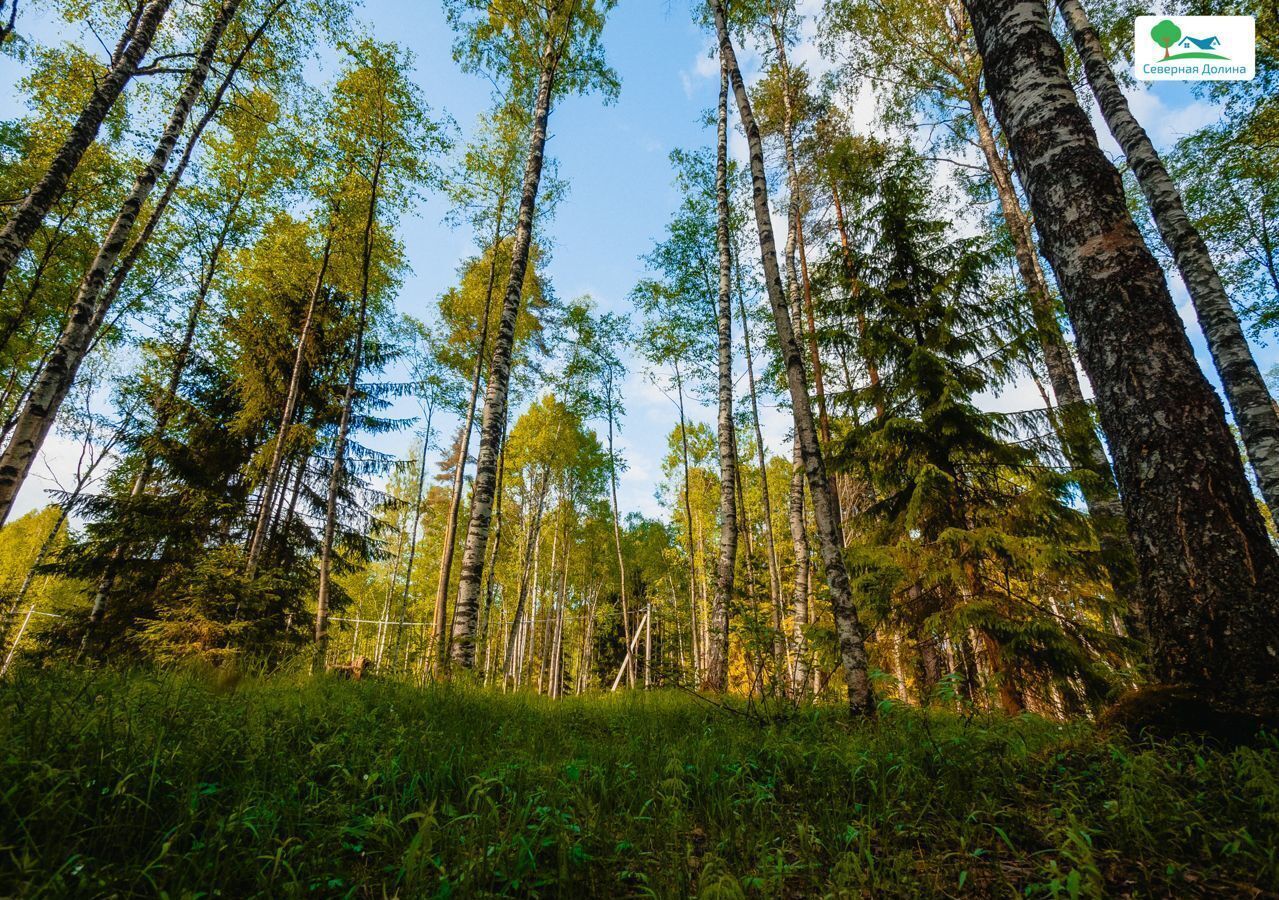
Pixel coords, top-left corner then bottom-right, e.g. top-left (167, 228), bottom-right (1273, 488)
top-left (0, 666), bottom-right (1276, 897)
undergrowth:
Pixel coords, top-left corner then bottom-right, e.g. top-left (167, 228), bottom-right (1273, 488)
top-left (0, 666), bottom-right (1275, 897)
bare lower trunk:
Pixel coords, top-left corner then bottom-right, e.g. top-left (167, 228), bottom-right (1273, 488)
top-left (393, 408), bottom-right (433, 661)
top-left (706, 57), bottom-right (736, 694)
top-left (0, 0), bottom-right (241, 525)
top-left (451, 48), bottom-right (558, 668)
top-left (788, 435), bottom-right (810, 693)
top-left (711, 0), bottom-right (874, 715)
top-left (674, 361), bottom-right (701, 681)
top-left (964, 0), bottom-right (1279, 693)
top-left (606, 386), bottom-right (634, 686)
top-left (503, 472), bottom-right (548, 681)
top-left (1057, 0), bottom-right (1279, 517)
top-left (0, 0), bottom-right (171, 298)
top-left (433, 207), bottom-right (504, 660)
top-left (736, 274), bottom-right (785, 670)
top-left (478, 418), bottom-right (510, 661)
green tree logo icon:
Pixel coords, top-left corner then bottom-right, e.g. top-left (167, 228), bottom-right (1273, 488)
top-left (1151, 19), bottom-right (1182, 59)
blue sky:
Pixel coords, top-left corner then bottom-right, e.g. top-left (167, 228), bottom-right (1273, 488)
top-left (3, 1), bottom-right (1272, 523)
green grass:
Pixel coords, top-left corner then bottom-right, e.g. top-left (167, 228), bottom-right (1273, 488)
top-left (0, 668), bottom-right (1276, 897)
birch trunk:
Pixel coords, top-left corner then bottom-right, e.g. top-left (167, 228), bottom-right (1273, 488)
top-left (451, 47), bottom-right (558, 668)
top-left (605, 382), bottom-right (635, 686)
top-left (674, 360), bottom-right (701, 680)
top-left (736, 276), bottom-right (785, 668)
top-left (94, 0), bottom-right (287, 321)
top-left (769, 9), bottom-right (830, 445)
top-left (706, 57), bottom-right (736, 694)
top-left (433, 204), bottom-right (504, 659)
top-left (393, 406), bottom-right (433, 661)
top-left (0, 0), bottom-right (171, 298)
top-left (0, 0), bottom-right (241, 525)
top-left (710, 0), bottom-right (874, 715)
top-left (964, 0), bottom-right (1279, 693)
top-left (1056, 0), bottom-right (1279, 516)
top-left (944, 0), bottom-right (1141, 625)
top-left (502, 470), bottom-right (548, 682)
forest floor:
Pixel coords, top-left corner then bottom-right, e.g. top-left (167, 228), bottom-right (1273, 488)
top-left (0, 668), bottom-right (1276, 898)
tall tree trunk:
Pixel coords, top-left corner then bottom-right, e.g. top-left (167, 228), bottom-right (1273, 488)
top-left (393, 409), bottom-right (433, 661)
top-left (710, 0), bottom-right (874, 715)
top-left (0, 0), bottom-right (171, 298)
top-left (433, 203), bottom-right (505, 660)
top-left (1056, 0), bottom-right (1279, 516)
top-left (674, 360), bottom-right (701, 680)
top-left (787, 436), bottom-right (810, 693)
top-left (93, 0), bottom-right (287, 323)
top-left (605, 380), bottom-right (635, 686)
top-left (451, 46), bottom-right (558, 668)
top-left (831, 184), bottom-right (881, 409)
top-left (316, 153), bottom-right (383, 670)
top-left (964, 0), bottom-right (1279, 694)
top-left (247, 228), bottom-right (335, 574)
top-left (706, 57), bottom-right (736, 694)
top-left (943, 0), bottom-right (1141, 628)
top-left (478, 414), bottom-right (510, 661)
top-left (735, 259), bottom-right (785, 668)
top-left (503, 471), bottom-right (548, 682)
top-left (0, 0), bottom-right (241, 525)
top-left (769, 8), bottom-right (830, 446)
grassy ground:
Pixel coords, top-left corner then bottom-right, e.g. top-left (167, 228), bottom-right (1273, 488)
top-left (0, 668), bottom-right (1276, 898)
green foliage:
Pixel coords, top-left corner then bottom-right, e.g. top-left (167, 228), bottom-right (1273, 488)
top-left (833, 150), bottom-right (1125, 709)
top-left (1, 669), bottom-right (1276, 896)
top-left (1151, 18), bottom-right (1182, 54)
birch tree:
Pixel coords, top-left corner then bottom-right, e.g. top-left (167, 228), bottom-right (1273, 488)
top-left (0, 0), bottom-right (171, 297)
top-left (446, 0), bottom-right (618, 669)
top-left (962, 0), bottom-right (1279, 696)
top-left (1055, 0), bottom-right (1279, 516)
top-left (0, 0), bottom-right (242, 524)
top-left (709, 0), bottom-right (874, 714)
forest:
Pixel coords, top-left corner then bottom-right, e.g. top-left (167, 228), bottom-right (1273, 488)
top-left (0, 0), bottom-right (1277, 895)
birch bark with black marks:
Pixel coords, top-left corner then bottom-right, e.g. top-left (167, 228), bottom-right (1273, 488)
top-left (734, 261), bottom-right (785, 668)
top-left (0, 0), bottom-right (171, 298)
top-left (769, 7), bottom-right (830, 446)
top-left (434, 204), bottom-right (504, 660)
top-left (477, 414), bottom-right (510, 660)
top-left (787, 434), bottom-right (809, 693)
top-left (942, 0), bottom-right (1141, 628)
top-left (451, 46), bottom-right (558, 668)
top-left (1056, 0), bottom-right (1279, 516)
top-left (706, 56), bottom-right (736, 694)
top-left (95, 0), bottom-right (289, 322)
top-left (710, 0), bottom-right (874, 714)
top-left (964, 0), bottom-right (1279, 694)
top-left (0, 0), bottom-right (241, 526)
top-left (316, 151), bottom-right (383, 670)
